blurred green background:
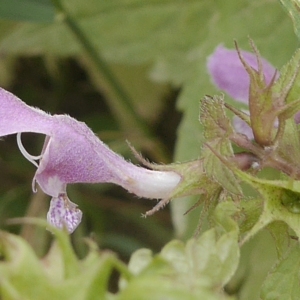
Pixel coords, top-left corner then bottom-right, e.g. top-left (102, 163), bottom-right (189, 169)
top-left (0, 1), bottom-right (299, 297)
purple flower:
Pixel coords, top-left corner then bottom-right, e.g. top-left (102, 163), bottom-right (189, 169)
top-left (207, 45), bottom-right (278, 138)
top-left (207, 45), bottom-right (277, 103)
top-left (0, 88), bottom-right (181, 233)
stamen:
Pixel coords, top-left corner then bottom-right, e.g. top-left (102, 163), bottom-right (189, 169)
top-left (32, 178), bottom-right (37, 193)
top-left (17, 133), bottom-right (42, 168)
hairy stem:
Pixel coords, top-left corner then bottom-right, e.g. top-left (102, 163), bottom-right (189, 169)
top-left (230, 132), bottom-right (300, 179)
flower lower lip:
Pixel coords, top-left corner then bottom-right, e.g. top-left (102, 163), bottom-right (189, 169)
top-left (47, 193), bottom-right (82, 234)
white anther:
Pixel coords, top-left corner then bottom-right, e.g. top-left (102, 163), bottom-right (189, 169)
top-left (17, 133), bottom-right (42, 168)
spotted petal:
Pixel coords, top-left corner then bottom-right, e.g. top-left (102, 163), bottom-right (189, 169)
top-left (47, 194), bottom-right (82, 234)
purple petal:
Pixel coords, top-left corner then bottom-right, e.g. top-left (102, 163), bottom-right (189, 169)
top-left (0, 87), bottom-right (181, 200)
top-left (207, 45), bottom-right (277, 103)
top-left (34, 115), bottom-right (181, 199)
top-left (295, 111), bottom-right (300, 124)
top-left (0, 88), bottom-right (53, 136)
top-left (233, 115), bottom-right (254, 140)
top-left (47, 194), bottom-right (82, 234)
top-left (233, 111), bottom-right (279, 139)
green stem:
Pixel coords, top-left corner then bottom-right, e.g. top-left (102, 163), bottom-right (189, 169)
top-left (50, 0), bottom-right (139, 123)
top-left (112, 257), bottom-right (133, 281)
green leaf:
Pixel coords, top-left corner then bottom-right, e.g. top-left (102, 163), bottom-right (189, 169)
top-left (266, 221), bottom-right (290, 258)
top-left (239, 198), bottom-right (263, 235)
top-left (200, 95), bottom-right (234, 141)
top-left (261, 245), bottom-right (300, 300)
top-left (276, 118), bottom-right (300, 166)
top-left (231, 230), bottom-right (280, 300)
top-left (119, 275), bottom-right (222, 300)
top-left (203, 141), bottom-right (241, 194)
top-left (229, 169), bottom-right (300, 241)
top-left (119, 248), bottom-right (153, 290)
top-left (0, 228), bottom-right (119, 300)
top-left (119, 228), bottom-right (239, 299)
top-left (213, 201), bottom-right (240, 235)
top-left (181, 229), bottom-right (239, 288)
top-left (201, 95), bottom-right (241, 195)
top-left (0, 0), bottom-right (295, 69)
top-left (0, 0), bottom-right (55, 23)
top-left (270, 48), bottom-right (300, 166)
top-left (273, 48), bottom-right (300, 104)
